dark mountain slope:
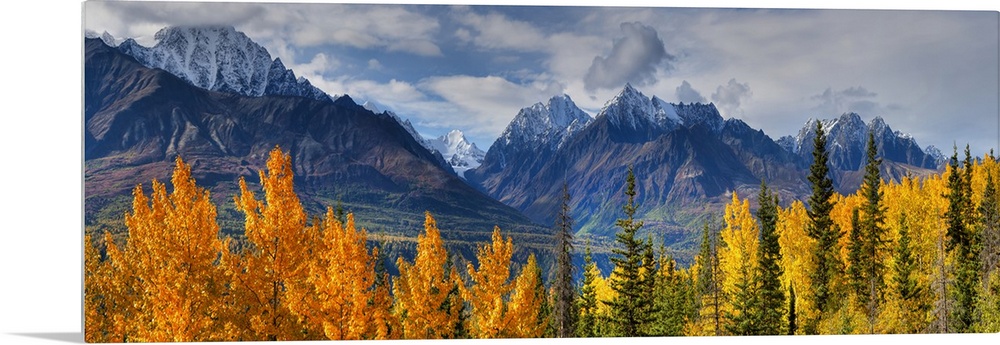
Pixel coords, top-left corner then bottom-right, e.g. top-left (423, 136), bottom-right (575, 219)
top-left (84, 38), bottom-right (551, 259)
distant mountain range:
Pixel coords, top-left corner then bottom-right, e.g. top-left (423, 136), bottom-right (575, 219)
top-left (83, 33), bottom-right (552, 268)
top-left (361, 101), bottom-right (485, 177)
top-left (86, 26), bottom-right (947, 263)
top-left (467, 84), bottom-right (944, 255)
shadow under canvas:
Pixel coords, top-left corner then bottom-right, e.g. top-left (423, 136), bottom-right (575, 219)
top-left (10, 332), bottom-right (83, 343)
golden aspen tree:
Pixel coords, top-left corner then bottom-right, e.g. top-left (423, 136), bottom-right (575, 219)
top-left (504, 254), bottom-right (547, 338)
top-left (96, 232), bottom-right (134, 342)
top-left (831, 194), bottom-right (863, 266)
top-left (84, 234), bottom-right (123, 343)
top-left (84, 235), bottom-right (102, 343)
top-left (89, 157), bottom-right (228, 342)
top-left (229, 147), bottom-right (316, 341)
top-left (393, 212), bottom-right (464, 339)
top-left (593, 267), bottom-right (617, 322)
top-left (777, 200), bottom-right (817, 334)
top-left (813, 193), bottom-right (865, 334)
top-left (291, 211), bottom-right (377, 340)
top-left (719, 192), bottom-right (760, 335)
top-left (880, 175), bottom-right (937, 333)
top-left (464, 226), bottom-right (515, 338)
top-left (368, 239), bottom-right (401, 340)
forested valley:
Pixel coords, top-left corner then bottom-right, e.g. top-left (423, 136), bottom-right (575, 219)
top-left (85, 123), bottom-right (1000, 341)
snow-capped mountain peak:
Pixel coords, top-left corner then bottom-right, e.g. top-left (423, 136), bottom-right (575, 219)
top-left (499, 94), bottom-right (593, 150)
top-left (600, 84), bottom-right (657, 129)
top-left (428, 130), bottom-right (486, 178)
top-left (598, 84), bottom-right (723, 133)
top-left (114, 25), bottom-right (329, 102)
top-left (788, 112), bottom-right (938, 170)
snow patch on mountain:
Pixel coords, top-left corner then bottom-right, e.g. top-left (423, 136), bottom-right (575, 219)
top-left (115, 25), bottom-right (329, 102)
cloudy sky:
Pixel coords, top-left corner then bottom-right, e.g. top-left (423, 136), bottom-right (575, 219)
top-left (84, 1), bottom-right (999, 156)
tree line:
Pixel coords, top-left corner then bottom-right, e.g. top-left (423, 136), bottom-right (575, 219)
top-left (573, 123), bottom-right (1000, 336)
top-left (86, 121), bottom-right (1000, 341)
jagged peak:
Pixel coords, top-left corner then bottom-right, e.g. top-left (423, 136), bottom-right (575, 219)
top-left (499, 93), bottom-right (592, 150)
top-left (837, 112), bottom-right (862, 121)
top-left (113, 25), bottom-right (331, 102)
top-left (606, 83), bottom-right (650, 108)
top-left (153, 25), bottom-right (241, 41)
top-left (548, 93), bottom-right (574, 105)
top-left (271, 57), bottom-right (287, 70)
top-left (333, 94), bottom-right (358, 107)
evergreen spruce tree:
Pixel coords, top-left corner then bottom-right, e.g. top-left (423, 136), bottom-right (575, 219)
top-left (946, 145), bottom-right (981, 332)
top-left (858, 131), bottom-right (888, 332)
top-left (847, 207), bottom-right (866, 298)
top-left (552, 183), bottom-right (577, 337)
top-left (980, 171), bottom-right (1000, 286)
top-left (726, 264), bottom-right (760, 335)
top-left (804, 121), bottom-right (842, 333)
top-left (334, 197), bottom-right (347, 225)
top-left (607, 166), bottom-right (658, 336)
top-left (695, 221), bottom-right (724, 335)
top-left (754, 181), bottom-right (785, 335)
top-left (892, 212), bottom-right (930, 333)
top-left (534, 263), bottom-right (554, 338)
top-left (577, 244), bottom-right (598, 337)
top-left (651, 244), bottom-right (696, 336)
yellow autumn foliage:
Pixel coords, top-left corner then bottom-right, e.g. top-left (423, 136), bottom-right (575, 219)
top-left (464, 226), bottom-right (515, 338)
top-left (392, 212), bottom-right (465, 339)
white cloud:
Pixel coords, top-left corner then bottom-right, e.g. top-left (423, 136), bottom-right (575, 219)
top-left (368, 59), bottom-right (384, 71)
top-left (452, 9), bottom-right (548, 52)
top-left (295, 53), bottom-right (337, 77)
top-left (675, 80), bottom-right (706, 103)
top-left (454, 28), bottom-right (472, 42)
top-left (420, 75), bottom-right (564, 138)
top-left (711, 78), bottom-right (752, 117)
top-left (386, 39), bottom-right (443, 57)
top-left (86, 2), bottom-right (444, 57)
top-left (809, 86), bottom-right (898, 117)
top-left (583, 22), bottom-right (674, 91)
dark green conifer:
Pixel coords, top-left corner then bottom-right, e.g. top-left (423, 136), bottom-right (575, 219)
top-left (577, 244), bottom-right (598, 337)
top-left (804, 121), bottom-right (843, 333)
top-left (754, 181), bottom-right (785, 335)
top-left (607, 166), bottom-right (658, 336)
top-left (945, 145), bottom-right (981, 332)
top-left (788, 284), bottom-right (797, 335)
top-left (892, 212), bottom-right (930, 333)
